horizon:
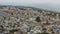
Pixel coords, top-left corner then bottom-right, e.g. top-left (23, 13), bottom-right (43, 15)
top-left (0, 0), bottom-right (60, 11)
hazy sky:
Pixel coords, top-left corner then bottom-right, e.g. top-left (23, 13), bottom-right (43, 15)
top-left (0, 0), bottom-right (60, 11)
top-left (0, 0), bottom-right (60, 4)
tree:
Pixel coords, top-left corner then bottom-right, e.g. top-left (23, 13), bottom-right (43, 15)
top-left (35, 16), bottom-right (41, 22)
top-left (40, 32), bottom-right (49, 34)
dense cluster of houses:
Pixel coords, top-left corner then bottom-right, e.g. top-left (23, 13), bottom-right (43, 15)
top-left (0, 7), bottom-right (60, 34)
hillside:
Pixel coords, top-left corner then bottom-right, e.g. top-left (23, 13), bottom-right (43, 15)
top-left (0, 6), bottom-right (60, 34)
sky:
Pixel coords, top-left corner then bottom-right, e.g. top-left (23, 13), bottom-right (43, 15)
top-left (0, 0), bottom-right (60, 5)
top-left (0, 0), bottom-right (60, 11)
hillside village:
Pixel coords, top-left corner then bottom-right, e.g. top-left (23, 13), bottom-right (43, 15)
top-left (0, 6), bottom-right (60, 34)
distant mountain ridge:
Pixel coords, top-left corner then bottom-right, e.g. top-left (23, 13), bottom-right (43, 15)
top-left (0, 5), bottom-right (59, 13)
